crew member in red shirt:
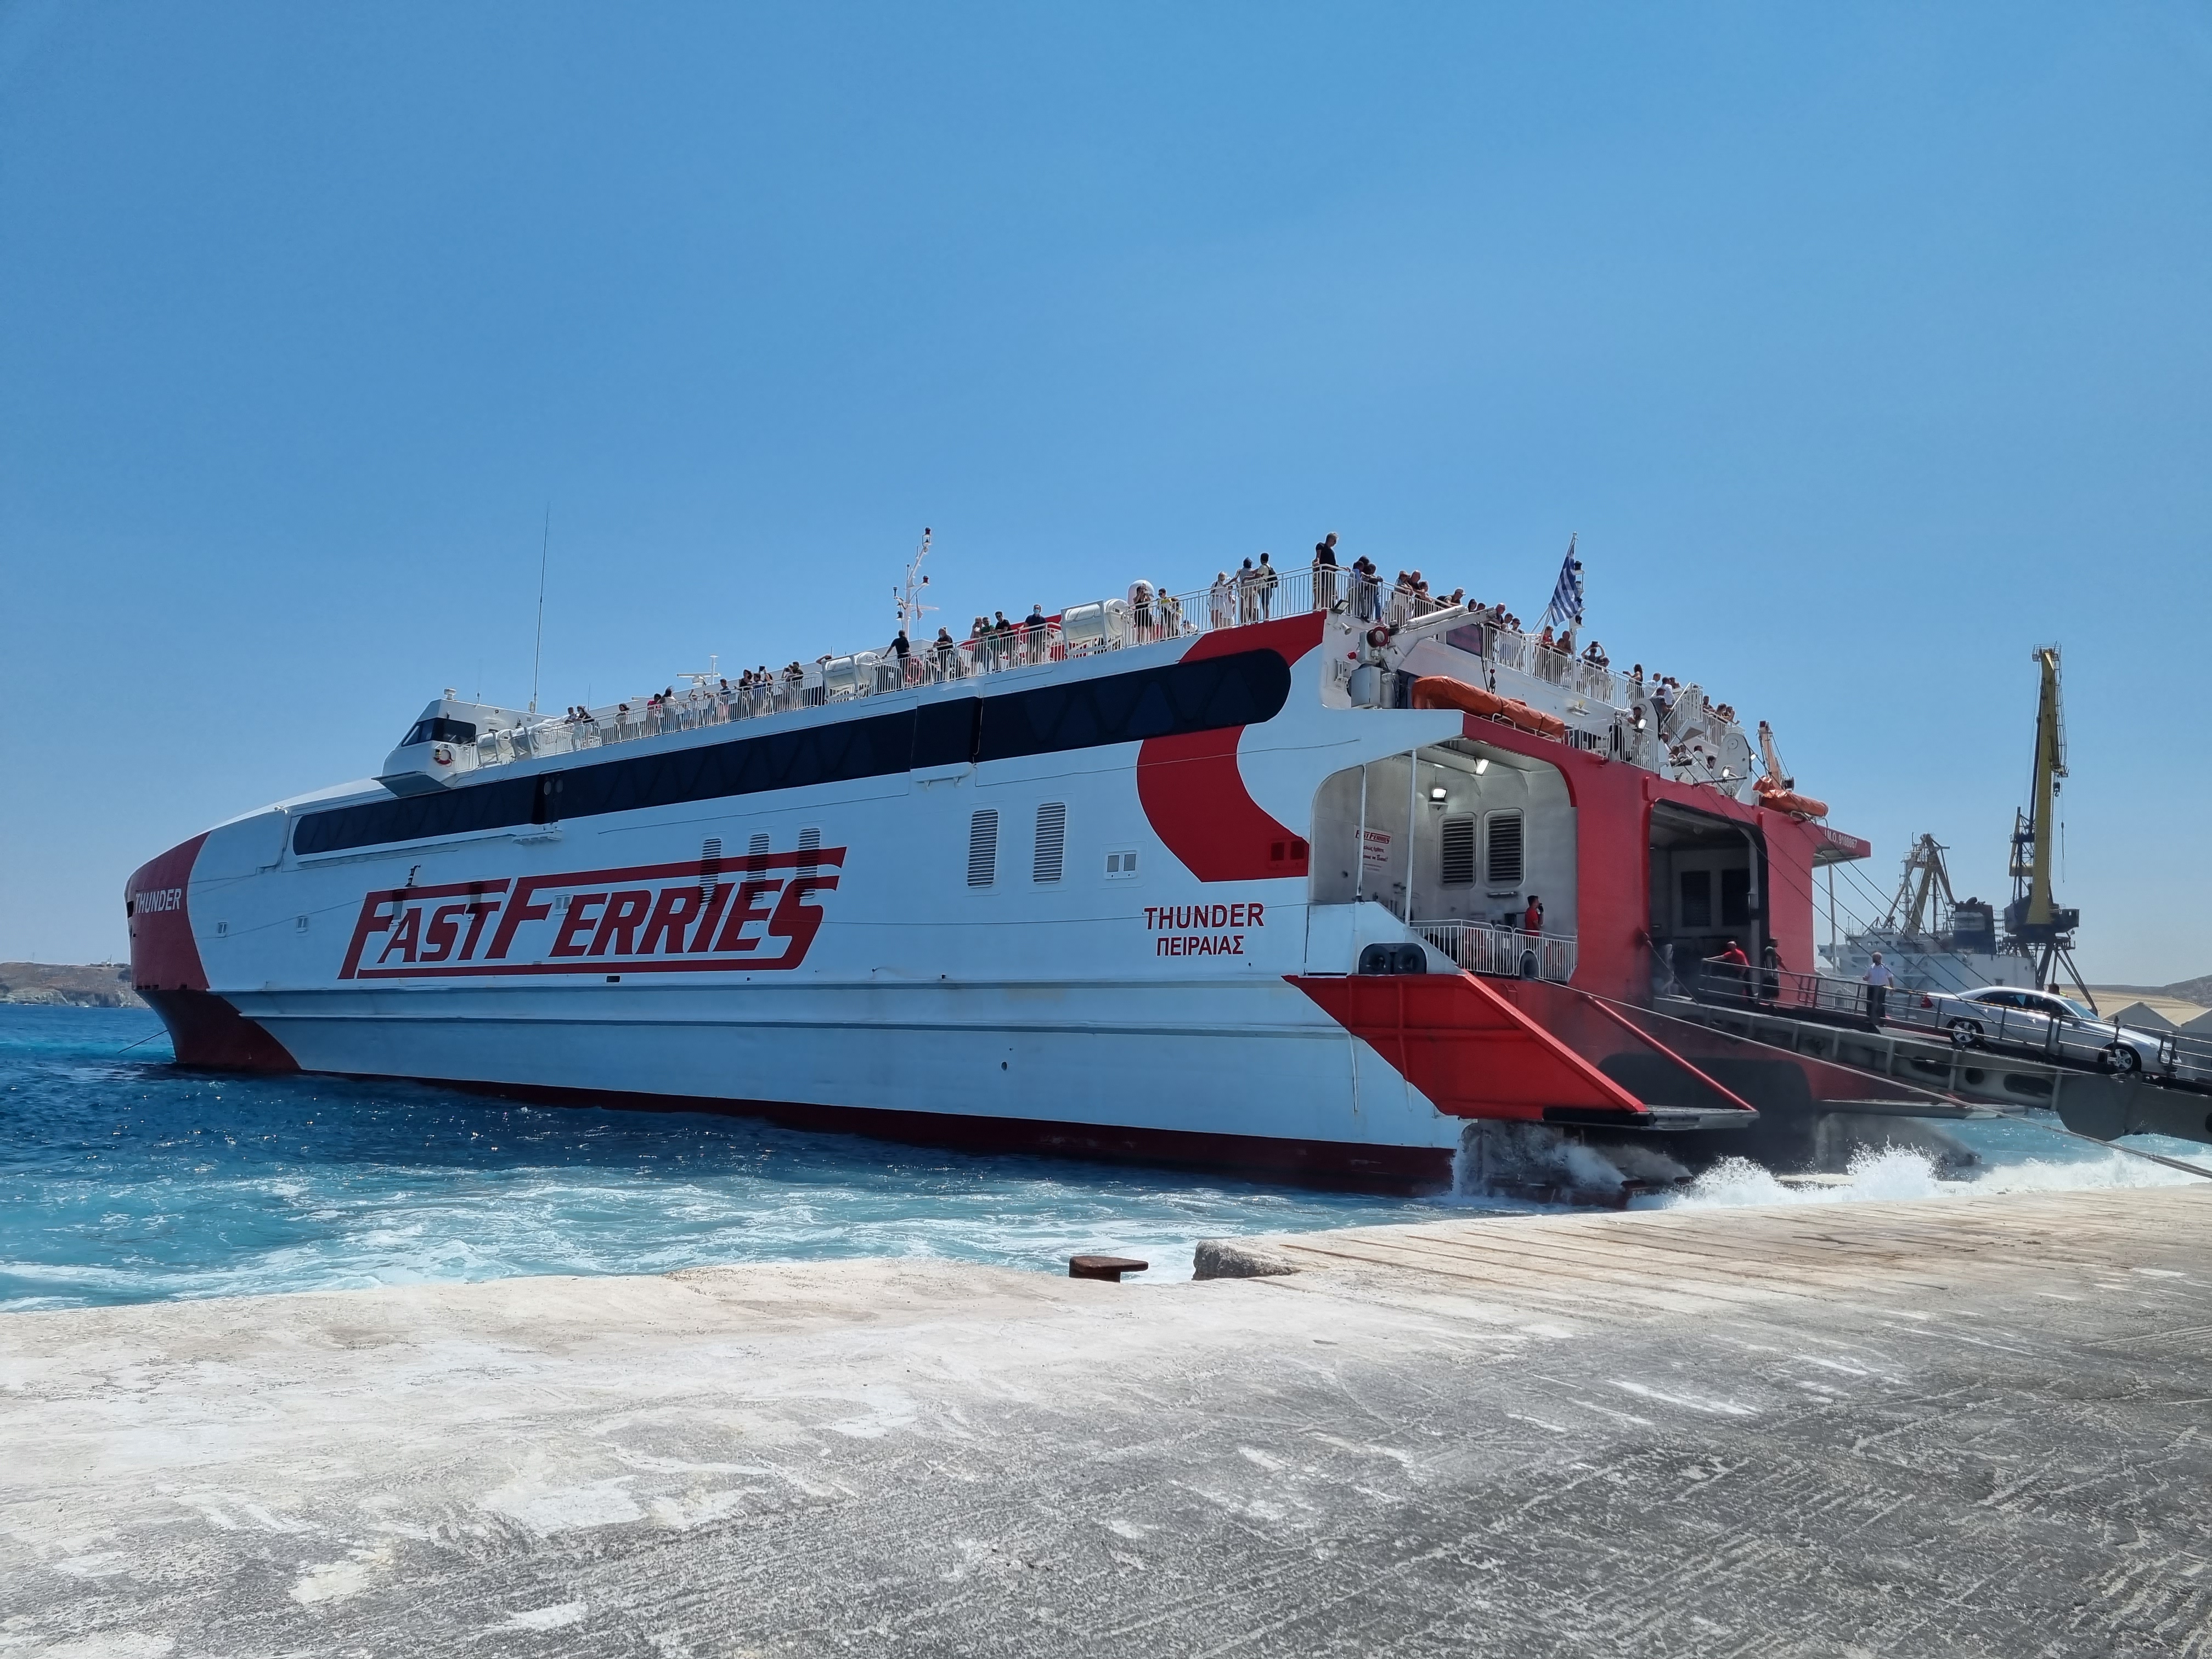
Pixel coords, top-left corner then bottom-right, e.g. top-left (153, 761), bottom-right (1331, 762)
top-left (1716, 938), bottom-right (1752, 1004)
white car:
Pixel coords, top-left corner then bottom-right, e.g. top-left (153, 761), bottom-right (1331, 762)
top-left (1910, 985), bottom-right (2169, 1074)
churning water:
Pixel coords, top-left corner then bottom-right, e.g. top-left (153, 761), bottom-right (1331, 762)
top-left (1, 1006), bottom-right (2199, 1313)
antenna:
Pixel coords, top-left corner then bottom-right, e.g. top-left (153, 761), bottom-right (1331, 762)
top-left (529, 506), bottom-right (550, 713)
top-left (895, 526), bottom-right (936, 635)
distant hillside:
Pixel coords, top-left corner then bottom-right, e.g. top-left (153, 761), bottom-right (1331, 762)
top-left (0, 962), bottom-right (144, 1009)
top-left (2166, 974), bottom-right (2212, 1007)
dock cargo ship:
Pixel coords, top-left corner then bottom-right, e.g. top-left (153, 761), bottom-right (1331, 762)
top-left (126, 558), bottom-right (1875, 1188)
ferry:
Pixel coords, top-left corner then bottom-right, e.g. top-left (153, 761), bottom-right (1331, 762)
top-left (125, 556), bottom-right (1874, 1189)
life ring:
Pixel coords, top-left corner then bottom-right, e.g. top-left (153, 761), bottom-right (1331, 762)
top-left (1409, 675), bottom-right (1567, 740)
top-left (1754, 777), bottom-right (1826, 817)
top-left (432, 744), bottom-right (455, 766)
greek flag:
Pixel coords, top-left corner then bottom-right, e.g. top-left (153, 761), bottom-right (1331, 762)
top-left (1539, 535), bottom-right (1583, 631)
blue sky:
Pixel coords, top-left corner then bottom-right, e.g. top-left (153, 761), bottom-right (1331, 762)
top-left (2, 4), bottom-right (2206, 981)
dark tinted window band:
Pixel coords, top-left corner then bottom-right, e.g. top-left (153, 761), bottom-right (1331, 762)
top-left (295, 648), bottom-right (1292, 856)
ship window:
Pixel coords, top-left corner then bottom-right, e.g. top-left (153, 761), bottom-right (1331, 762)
top-left (299, 647), bottom-right (1295, 857)
top-left (974, 648), bottom-right (1290, 763)
top-left (968, 809), bottom-right (999, 888)
top-left (1720, 867), bottom-right (1751, 927)
top-left (1440, 816), bottom-right (1476, 887)
top-left (402, 716), bottom-right (478, 747)
top-left (1484, 812), bottom-right (1523, 887)
top-left (1679, 869), bottom-right (1712, 928)
top-left (1033, 803), bottom-right (1066, 884)
top-left (1105, 850), bottom-right (1138, 878)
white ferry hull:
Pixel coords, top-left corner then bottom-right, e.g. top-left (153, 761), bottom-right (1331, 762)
top-left (128, 606), bottom-right (1868, 1188)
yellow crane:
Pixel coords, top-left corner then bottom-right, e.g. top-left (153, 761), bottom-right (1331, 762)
top-left (2003, 645), bottom-right (2092, 1005)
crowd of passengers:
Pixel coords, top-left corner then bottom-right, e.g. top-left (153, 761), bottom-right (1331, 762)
top-left (532, 532), bottom-right (1742, 746)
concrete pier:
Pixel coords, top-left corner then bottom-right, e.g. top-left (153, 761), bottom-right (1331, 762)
top-left (5, 1186), bottom-right (2210, 1656)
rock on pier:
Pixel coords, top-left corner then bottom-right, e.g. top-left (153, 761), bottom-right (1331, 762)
top-left (5, 1187), bottom-right (2210, 1655)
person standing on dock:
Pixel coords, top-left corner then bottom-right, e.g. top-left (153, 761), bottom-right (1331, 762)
top-left (1864, 952), bottom-right (1896, 1026)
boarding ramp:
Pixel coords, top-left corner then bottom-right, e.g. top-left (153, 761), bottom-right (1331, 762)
top-left (1669, 962), bottom-right (2212, 1150)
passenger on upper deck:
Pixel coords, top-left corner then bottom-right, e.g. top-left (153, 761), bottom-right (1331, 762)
top-left (1024, 603), bottom-right (1048, 661)
top-left (1523, 894), bottom-right (1544, 934)
top-left (1351, 558), bottom-right (1380, 622)
top-left (1312, 533), bottom-right (1340, 612)
top-left (932, 627), bottom-right (958, 679)
top-left (1234, 558), bottom-right (1259, 625)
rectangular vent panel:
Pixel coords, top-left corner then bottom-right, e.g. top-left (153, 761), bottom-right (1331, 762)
top-left (1485, 812), bottom-right (1524, 887)
top-left (1033, 803), bottom-right (1066, 884)
top-left (1440, 816), bottom-right (1476, 887)
top-left (968, 810), bottom-right (1000, 888)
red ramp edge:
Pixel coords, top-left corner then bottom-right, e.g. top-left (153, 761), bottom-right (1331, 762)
top-left (1289, 972), bottom-right (1651, 1122)
top-left (1492, 979), bottom-right (1758, 1116)
top-left (1604, 999), bottom-right (1955, 1108)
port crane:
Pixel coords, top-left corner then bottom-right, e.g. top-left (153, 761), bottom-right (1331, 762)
top-left (2003, 645), bottom-right (2094, 1008)
top-left (1883, 833), bottom-right (1959, 939)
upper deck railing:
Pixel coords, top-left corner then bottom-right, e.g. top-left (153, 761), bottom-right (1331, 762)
top-left (447, 563), bottom-right (1329, 773)
top-left (439, 559), bottom-right (1737, 784)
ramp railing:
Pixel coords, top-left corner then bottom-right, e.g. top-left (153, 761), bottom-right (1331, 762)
top-left (1688, 958), bottom-right (2206, 1084)
top-left (1412, 919), bottom-right (1577, 984)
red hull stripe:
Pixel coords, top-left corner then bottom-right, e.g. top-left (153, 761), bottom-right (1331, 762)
top-left (1138, 613), bottom-right (1324, 883)
top-left (1288, 971), bottom-right (1650, 1122)
top-left (125, 833), bottom-right (212, 993)
top-left (140, 987), bottom-right (300, 1073)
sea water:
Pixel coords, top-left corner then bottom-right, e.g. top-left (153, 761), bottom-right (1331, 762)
top-left (0, 1006), bottom-right (1450, 1311)
top-left (1, 1005), bottom-right (2198, 1312)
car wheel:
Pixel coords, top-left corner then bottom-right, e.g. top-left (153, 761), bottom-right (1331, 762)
top-left (2100, 1043), bottom-right (2143, 1075)
top-left (1948, 1020), bottom-right (1983, 1049)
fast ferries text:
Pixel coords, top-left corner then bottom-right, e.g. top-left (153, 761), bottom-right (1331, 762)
top-left (336, 849), bottom-right (844, 979)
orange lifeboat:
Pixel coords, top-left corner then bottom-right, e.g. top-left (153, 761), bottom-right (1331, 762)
top-left (1410, 676), bottom-right (1567, 740)
top-left (1754, 777), bottom-right (1828, 818)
